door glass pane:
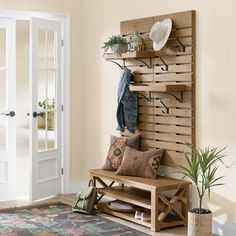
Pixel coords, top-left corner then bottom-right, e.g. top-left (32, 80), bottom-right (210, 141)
top-left (38, 112), bottom-right (46, 151)
top-left (47, 111), bottom-right (55, 150)
top-left (38, 70), bottom-right (47, 109)
top-left (47, 30), bottom-right (55, 69)
top-left (0, 116), bottom-right (6, 152)
top-left (0, 28), bottom-right (6, 67)
top-left (0, 70), bottom-right (6, 110)
top-left (48, 71), bottom-right (56, 108)
top-left (38, 29), bottom-right (46, 68)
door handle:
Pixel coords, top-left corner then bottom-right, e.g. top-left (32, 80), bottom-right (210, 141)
top-left (33, 111), bottom-right (42, 118)
top-left (1, 111), bottom-right (15, 117)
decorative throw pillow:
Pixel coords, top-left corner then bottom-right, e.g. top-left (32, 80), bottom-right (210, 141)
top-left (102, 135), bottom-right (140, 171)
top-left (115, 146), bottom-right (164, 179)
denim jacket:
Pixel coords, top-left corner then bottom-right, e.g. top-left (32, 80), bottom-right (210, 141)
top-left (116, 67), bottom-right (138, 133)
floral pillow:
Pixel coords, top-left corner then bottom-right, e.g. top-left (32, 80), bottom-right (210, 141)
top-left (102, 135), bottom-right (140, 171)
top-left (115, 146), bottom-right (164, 179)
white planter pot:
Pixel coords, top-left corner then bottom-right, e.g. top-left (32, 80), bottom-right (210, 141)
top-left (111, 44), bottom-right (128, 54)
top-left (188, 211), bottom-right (212, 236)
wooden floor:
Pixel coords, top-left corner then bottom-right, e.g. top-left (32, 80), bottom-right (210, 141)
top-left (0, 194), bottom-right (187, 236)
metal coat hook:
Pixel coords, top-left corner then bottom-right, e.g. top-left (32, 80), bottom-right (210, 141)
top-left (176, 38), bottom-right (186, 52)
top-left (160, 57), bottom-right (169, 71)
top-left (160, 100), bottom-right (169, 114)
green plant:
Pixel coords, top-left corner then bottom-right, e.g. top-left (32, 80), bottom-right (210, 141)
top-left (176, 144), bottom-right (227, 212)
top-left (38, 98), bottom-right (55, 122)
top-left (102, 35), bottom-right (128, 52)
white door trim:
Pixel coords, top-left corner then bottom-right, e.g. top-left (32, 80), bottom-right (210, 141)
top-left (0, 10), bottom-right (70, 195)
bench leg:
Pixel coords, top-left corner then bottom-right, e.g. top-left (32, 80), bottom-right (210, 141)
top-left (182, 186), bottom-right (189, 226)
top-left (151, 188), bottom-right (160, 232)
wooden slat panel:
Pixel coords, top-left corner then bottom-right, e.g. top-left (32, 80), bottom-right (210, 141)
top-left (154, 55), bottom-right (192, 65)
top-left (140, 131), bottom-right (191, 143)
top-left (118, 10), bottom-right (196, 167)
top-left (155, 133), bottom-right (192, 143)
top-left (162, 151), bottom-right (187, 166)
top-left (139, 123), bottom-right (192, 135)
top-left (131, 84), bottom-right (186, 92)
top-left (154, 141), bottom-right (191, 152)
top-left (129, 66), bottom-right (154, 74)
top-left (154, 46), bottom-right (192, 56)
top-left (154, 64), bottom-right (192, 73)
top-left (123, 28), bottom-right (192, 42)
top-left (138, 115), bottom-right (192, 126)
top-left (139, 107), bottom-right (192, 117)
top-left (134, 74), bottom-right (153, 82)
top-left (153, 11), bottom-right (194, 29)
top-left (120, 17), bottom-right (154, 35)
top-left (138, 98), bottom-right (192, 108)
top-left (145, 37), bottom-right (192, 51)
top-left (170, 28), bottom-right (192, 38)
top-left (154, 116), bottom-right (192, 126)
top-left (154, 73), bottom-right (192, 82)
top-left (153, 82), bottom-right (192, 91)
top-left (139, 91), bottom-right (192, 100)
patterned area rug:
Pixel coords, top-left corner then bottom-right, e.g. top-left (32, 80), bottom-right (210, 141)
top-left (0, 203), bottom-right (148, 235)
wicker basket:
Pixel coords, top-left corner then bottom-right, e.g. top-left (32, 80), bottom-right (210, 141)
top-left (188, 211), bottom-right (212, 236)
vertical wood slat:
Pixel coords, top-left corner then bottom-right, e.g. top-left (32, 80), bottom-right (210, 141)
top-left (120, 10), bottom-right (195, 166)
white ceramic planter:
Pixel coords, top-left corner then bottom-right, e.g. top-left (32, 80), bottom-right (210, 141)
top-left (111, 44), bottom-right (128, 54)
top-left (188, 211), bottom-right (212, 236)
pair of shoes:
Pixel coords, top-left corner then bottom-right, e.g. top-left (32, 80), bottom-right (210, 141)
top-left (134, 210), bottom-right (151, 222)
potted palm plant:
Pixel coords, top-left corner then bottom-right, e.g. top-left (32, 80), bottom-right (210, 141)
top-left (176, 144), bottom-right (227, 236)
top-left (102, 35), bottom-right (128, 54)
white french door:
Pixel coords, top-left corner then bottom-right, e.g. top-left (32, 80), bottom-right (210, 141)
top-left (0, 19), bottom-right (16, 201)
top-left (30, 18), bottom-right (62, 201)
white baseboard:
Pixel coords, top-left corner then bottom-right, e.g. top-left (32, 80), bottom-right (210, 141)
top-left (69, 180), bottom-right (88, 193)
top-left (213, 218), bottom-right (236, 236)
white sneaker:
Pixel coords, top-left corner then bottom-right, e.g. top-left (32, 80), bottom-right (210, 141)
top-left (134, 210), bottom-right (142, 219)
top-left (141, 211), bottom-right (151, 222)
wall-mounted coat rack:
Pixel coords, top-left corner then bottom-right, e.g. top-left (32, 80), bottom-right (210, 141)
top-left (103, 10), bottom-right (195, 167)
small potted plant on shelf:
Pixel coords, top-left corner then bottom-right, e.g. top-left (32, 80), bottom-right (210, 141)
top-left (176, 144), bottom-right (227, 236)
top-left (102, 35), bottom-right (128, 54)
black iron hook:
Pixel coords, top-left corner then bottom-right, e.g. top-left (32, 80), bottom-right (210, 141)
top-left (160, 100), bottom-right (169, 114)
top-left (176, 38), bottom-right (186, 52)
top-left (160, 57), bottom-right (169, 71)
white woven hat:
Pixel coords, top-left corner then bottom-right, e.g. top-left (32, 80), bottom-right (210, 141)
top-left (149, 18), bottom-right (172, 51)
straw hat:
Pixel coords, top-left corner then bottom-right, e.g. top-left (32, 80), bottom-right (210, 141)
top-left (149, 18), bottom-right (172, 51)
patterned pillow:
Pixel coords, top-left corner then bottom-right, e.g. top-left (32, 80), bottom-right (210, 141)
top-left (115, 146), bottom-right (164, 179)
top-left (102, 135), bottom-right (140, 171)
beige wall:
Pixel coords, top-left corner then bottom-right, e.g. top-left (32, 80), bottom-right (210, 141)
top-left (79, 0), bottom-right (236, 225)
top-left (1, 0), bottom-right (236, 226)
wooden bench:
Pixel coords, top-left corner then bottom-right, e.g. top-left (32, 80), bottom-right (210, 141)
top-left (90, 169), bottom-right (191, 232)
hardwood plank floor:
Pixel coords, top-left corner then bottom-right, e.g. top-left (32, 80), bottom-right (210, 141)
top-left (0, 194), bottom-right (187, 236)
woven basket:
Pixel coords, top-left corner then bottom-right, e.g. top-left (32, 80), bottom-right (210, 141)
top-left (188, 211), bottom-right (212, 236)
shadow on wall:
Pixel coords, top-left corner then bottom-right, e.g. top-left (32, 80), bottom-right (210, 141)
top-left (206, 192), bottom-right (236, 235)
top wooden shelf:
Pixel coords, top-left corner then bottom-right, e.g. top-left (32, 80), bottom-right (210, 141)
top-left (104, 51), bottom-right (155, 60)
top-left (130, 84), bottom-right (186, 92)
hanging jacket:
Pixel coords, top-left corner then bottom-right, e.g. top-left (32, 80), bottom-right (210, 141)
top-left (116, 67), bottom-right (138, 133)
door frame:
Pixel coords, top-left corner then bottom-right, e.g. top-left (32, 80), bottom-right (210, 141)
top-left (0, 9), bottom-right (70, 195)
